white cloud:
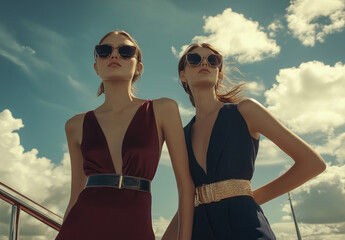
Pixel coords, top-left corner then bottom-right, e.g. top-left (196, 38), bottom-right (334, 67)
top-left (268, 19), bottom-right (284, 38)
top-left (244, 80), bottom-right (266, 96)
top-left (152, 216), bottom-right (170, 239)
top-left (171, 46), bottom-right (177, 56)
top-left (0, 109), bottom-right (178, 239)
top-left (265, 61), bottom-right (345, 135)
top-left (282, 163), bottom-right (345, 224)
top-left (271, 221), bottom-right (345, 240)
top-left (0, 22), bottom-right (51, 76)
top-left (159, 143), bottom-right (172, 167)
top-left (0, 21), bottom-right (83, 90)
top-left (173, 8), bottom-right (280, 63)
top-left (0, 109), bottom-right (69, 239)
top-left (286, 0), bottom-right (345, 46)
top-left (22, 45), bottom-right (36, 54)
top-left (0, 49), bottom-right (31, 74)
top-left (178, 103), bottom-right (195, 123)
top-left (66, 75), bottom-right (82, 88)
top-left (256, 138), bottom-right (291, 166)
top-left (314, 131), bottom-right (345, 163)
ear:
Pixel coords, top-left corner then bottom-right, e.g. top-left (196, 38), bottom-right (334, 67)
top-left (218, 70), bottom-right (224, 80)
top-left (135, 62), bottom-right (143, 75)
top-left (94, 62), bottom-right (99, 75)
top-left (179, 70), bottom-right (187, 83)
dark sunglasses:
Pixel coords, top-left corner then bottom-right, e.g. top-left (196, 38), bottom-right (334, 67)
top-left (94, 44), bottom-right (137, 60)
top-left (186, 53), bottom-right (222, 68)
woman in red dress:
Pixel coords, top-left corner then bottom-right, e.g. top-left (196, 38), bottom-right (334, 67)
top-left (55, 31), bottom-right (194, 240)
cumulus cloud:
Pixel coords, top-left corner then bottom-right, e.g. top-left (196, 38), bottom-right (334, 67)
top-left (0, 109), bottom-right (69, 239)
top-left (243, 80), bottom-right (266, 96)
top-left (265, 61), bottom-right (345, 135)
top-left (268, 19), bottom-right (284, 38)
top-left (256, 138), bottom-right (291, 166)
top-left (152, 216), bottom-right (170, 239)
top-left (271, 221), bottom-right (345, 240)
top-left (172, 8), bottom-right (280, 63)
top-left (0, 109), bottom-right (175, 238)
top-left (286, 0), bottom-right (345, 46)
top-left (285, 164), bottom-right (345, 224)
top-left (271, 163), bottom-right (345, 238)
top-left (314, 131), bottom-right (345, 163)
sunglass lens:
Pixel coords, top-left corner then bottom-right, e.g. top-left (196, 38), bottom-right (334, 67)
top-left (208, 55), bottom-right (220, 66)
top-left (118, 46), bottom-right (136, 59)
top-left (187, 54), bottom-right (202, 66)
top-left (95, 45), bottom-right (112, 58)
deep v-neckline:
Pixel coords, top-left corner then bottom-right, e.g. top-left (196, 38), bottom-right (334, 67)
top-left (189, 105), bottom-right (224, 176)
top-left (91, 100), bottom-right (147, 174)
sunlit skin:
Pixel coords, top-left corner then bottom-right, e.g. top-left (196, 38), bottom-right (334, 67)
top-left (162, 46), bottom-right (326, 240)
top-left (63, 32), bottom-right (194, 240)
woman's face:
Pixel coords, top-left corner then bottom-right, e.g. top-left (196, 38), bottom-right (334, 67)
top-left (180, 47), bottom-right (223, 90)
top-left (93, 33), bottom-right (142, 82)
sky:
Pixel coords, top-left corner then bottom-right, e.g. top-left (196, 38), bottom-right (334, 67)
top-left (1, 0), bottom-right (345, 239)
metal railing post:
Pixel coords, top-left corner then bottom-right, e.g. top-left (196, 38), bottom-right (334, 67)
top-left (288, 192), bottom-right (302, 240)
top-left (1, 182), bottom-right (63, 238)
top-left (9, 204), bottom-right (20, 240)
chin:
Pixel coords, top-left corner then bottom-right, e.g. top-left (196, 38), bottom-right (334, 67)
top-left (190, 79), bottom-right (217, 89)
top-left (102, 73), bottom-right (133, 82)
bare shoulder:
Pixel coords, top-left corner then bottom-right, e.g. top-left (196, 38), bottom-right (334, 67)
top-left (237, 98), bottom-right (265, 115)
top-left (237, 98), bottom-right (268, 138)
top-left (65, 112), bottom-right (87, 136)
top-left (153, 97), bottom-right (178, 108)
top-left (237, 98), bottom-right (271, 122)
top-left (152, 98), bottom-right (179, 115)
top-left (152, 98), bottom-right (181, 130)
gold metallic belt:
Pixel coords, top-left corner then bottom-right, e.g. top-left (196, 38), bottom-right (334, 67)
top-left (194, 179), bottom-right (253, 207)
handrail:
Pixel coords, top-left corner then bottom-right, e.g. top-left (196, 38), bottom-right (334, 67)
top-left (0, 182), bottom-right (63, 239)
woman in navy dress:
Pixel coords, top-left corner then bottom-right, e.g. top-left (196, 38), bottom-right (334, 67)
top-left (55, 31), bottom-right (194, 240)
top-left (163, 43), bottom-right (326, 240)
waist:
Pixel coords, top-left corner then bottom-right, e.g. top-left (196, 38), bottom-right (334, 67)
top-left (86, 174), bottom-right (151, 193)
top-left (195, 179), bottom-right (253, 207)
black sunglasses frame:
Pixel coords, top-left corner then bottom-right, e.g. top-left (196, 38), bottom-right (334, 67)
top-left (94, 44), bottom-right (137, 60)
top-left (185, 53), bottom-right (222, 68)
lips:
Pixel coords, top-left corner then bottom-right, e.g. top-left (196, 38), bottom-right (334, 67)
top-left (198, 68), bottom-right (210, 73)
top-left (108, 61), bottom-right (121, 67)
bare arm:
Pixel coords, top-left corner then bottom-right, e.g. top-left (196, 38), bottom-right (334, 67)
top-left (159, 99), bottom-right (194, 240)
top-left (238, 98), bottom-right (326, 205)
top-left (62, 115), bottom-right (87, 222)
top-left (162, 212), bottom-right (178, 240)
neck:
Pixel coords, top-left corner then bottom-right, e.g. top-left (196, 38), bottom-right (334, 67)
top-left (191, 87), bottom-right (223, 121)
top-left (101, 80), bottom-right (135, 111)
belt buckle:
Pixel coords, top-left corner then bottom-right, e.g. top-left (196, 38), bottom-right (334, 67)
top-left (202, 183), bottom-right (215, 203)
top-left (118, 174), bottom-right (123, 189)
top-left (195, 188), bottom-right (201, 207)
top-left (199, 184), bottom-right (208, 204)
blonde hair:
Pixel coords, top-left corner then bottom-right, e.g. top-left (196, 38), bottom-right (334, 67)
top-left (178, 43), bottom-right (245, 107)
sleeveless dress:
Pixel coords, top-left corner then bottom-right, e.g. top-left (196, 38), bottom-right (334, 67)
top-left (184, 103), bottom-right (276, 240)
top-left (56, 100), bottom-right (159, 240)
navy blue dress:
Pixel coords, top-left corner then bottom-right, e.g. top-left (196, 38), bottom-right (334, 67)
top-left (184, 103), bottom-right (276, 240)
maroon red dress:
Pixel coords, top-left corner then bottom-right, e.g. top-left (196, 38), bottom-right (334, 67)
top-left (56, 100), bottom-right (160, 240)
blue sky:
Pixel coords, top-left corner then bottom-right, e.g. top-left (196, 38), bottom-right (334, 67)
top-left (1, 0), bottom-right (345, 239)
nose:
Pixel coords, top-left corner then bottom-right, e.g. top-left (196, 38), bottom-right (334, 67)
top-left (111, 48), bottom-right (119, 59)
top-left (200, 57), bottom-right (207, 66)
